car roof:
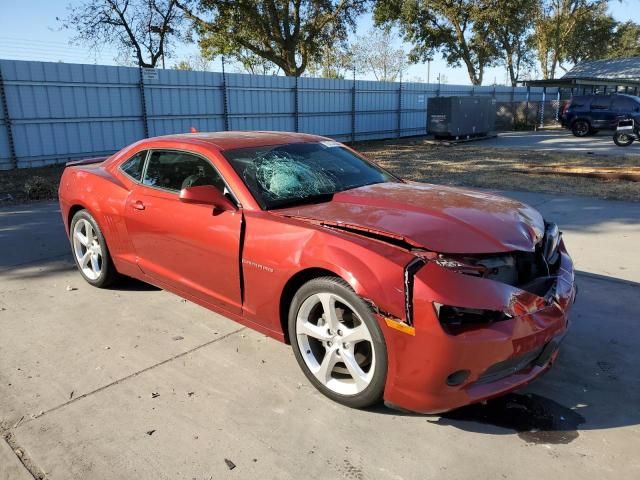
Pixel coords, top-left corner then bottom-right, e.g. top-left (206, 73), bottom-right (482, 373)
top-left (145, 131), bottom-right (333, 151)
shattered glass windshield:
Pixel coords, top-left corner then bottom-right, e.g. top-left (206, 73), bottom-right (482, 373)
top-left (223, 142), bottom-right (399, 209)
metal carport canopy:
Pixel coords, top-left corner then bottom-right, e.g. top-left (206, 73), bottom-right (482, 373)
top-left (523, 77), bottom-right (640, 89)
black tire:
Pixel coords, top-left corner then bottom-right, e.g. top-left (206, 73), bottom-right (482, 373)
top-left (613, 132), bottom-right (634, 147)
top-left (69, 209), bottom-right (118, 288)
top-left (288, 276), bottom-right (387, 409)
top-left (571, 119), bottom-right (590, 137)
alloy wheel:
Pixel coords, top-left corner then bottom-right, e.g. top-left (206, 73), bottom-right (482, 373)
top-left (72, 218), bottom-right (103, 280)
top-left (296, 292), bottom-right (375, 396)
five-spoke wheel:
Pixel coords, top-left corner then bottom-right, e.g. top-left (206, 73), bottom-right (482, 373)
top-left (70, 210), bottom-right (117, 287)
top-left (289, 277), bottom-right (387, 408)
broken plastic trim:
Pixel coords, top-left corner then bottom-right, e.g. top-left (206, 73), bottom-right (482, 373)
top-left (404, 257), bottom-right (426, 326)
top-left (361, 297), bottom-right (415, 336)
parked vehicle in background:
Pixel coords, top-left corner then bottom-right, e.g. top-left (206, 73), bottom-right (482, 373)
top-left (561, 94), bottom-right (640, 137)
top-left (613, 118), bottom-right (640, 146)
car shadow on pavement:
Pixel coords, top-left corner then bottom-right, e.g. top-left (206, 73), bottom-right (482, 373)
top-left (370, 270), bottom-right (640, 445)
top-left (108, 275), bottom-right (160, 292)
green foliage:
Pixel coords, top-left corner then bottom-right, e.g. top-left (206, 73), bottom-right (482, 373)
top-left (607, 21), bottom-right (640, 59)
top-left (376, 0), bottom-right (639, 83)
top-left (374, 0), bottom-right (498, 85)
top-left (178, 0), bottom-right (369, 76)
top-left (532, 0), bottom-right (609, 79)
top-left (477, 0), bottom-right (537, 86)
top-left (173, 60), bottom-right (194, 70)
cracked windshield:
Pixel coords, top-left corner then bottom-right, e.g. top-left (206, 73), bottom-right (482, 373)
top-left (224, 142), bottom-right (398, 209)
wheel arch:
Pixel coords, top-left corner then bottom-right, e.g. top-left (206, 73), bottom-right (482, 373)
top-left (67, 204), bottom-right (88, 233)
top-left (571, 116), bottom-right (591, 128)
top-left (279, 267), bottom-right (342, 344)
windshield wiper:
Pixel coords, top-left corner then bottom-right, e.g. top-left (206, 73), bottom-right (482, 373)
top-left (269, 192), bottom-right (334, 209)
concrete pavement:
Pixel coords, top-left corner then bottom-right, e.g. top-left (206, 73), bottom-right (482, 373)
top-left (474, 130), bottom-right (640, 157)
top-left (1, 192), bottom-right (639, 480)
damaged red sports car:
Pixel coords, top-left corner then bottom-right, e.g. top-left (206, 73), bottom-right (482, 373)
top-left (58, 132), bottom-right (576, 413)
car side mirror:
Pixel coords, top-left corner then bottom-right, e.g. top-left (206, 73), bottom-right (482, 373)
top-left (179, 185), bottom-right (236, 211)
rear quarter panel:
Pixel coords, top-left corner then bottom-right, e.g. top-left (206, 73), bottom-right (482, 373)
top-left (58, 163), bottom-right (137, 274)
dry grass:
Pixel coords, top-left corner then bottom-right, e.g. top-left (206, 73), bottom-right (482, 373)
top-left (357, 138), bottom-right (640, 202)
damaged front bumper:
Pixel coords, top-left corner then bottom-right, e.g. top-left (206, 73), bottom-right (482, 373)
top-left (381, 245), bottom-right (576, 414)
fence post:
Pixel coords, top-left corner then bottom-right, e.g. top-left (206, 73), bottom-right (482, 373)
top-left (0, 64), bottom-right (17, 169)
top-left (525, 85), bottom-right (530, 129)
top-left (397, 77), bottom-right (402, 138)
top-left (511, 86), bottom-right (516, 130)
top-left (539, 87), bottom-right (546, 129)
top-left (221, 56), bottom-right (230, 131)
top-left (137, 67), bottom-right (150, 138)
top-left (294, 75), bottom-right (299, 133)
top-left (425, 88), bottom-right (429, 135)
top-left (351, 67), bottom-right (356, 143)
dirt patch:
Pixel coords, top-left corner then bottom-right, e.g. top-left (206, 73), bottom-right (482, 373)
top-left (357, 137), bottom-right (640, 202)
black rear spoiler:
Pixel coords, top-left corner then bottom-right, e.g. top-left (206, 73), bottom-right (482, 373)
top-left (66, 156), bottom-right (110, 167)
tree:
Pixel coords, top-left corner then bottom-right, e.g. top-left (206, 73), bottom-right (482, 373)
top-left (225, 49), bottom-right (282, 75)
top-left (176, 0), bottom-right (369, 77)
top-left (477, 0), bottom-right (537, 86)
top-left (172, 53), bottom-right (212, 70)
top-left (59, 0), bottom-right (185, 68)
top-left (532, 0), bottom-right (609, 79)
top-left (351, 28), bottom-right (407, 81)
top-left (560, 2), bottom-right (615, 66)
top-left (173, 60), bottom-right (194, 70)
top-left (306, 44), bottom-right (353, 79)
top-left (374, 0), bottom-right (497, 85)
top-left (608, 21), bottom-right (640, 59)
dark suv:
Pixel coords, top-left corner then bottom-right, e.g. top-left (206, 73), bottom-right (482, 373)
top-left (561, 94), bottom-right (640, 137)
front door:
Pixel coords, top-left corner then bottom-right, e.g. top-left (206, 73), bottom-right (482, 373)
top-left (125, 149), bottom-right (242, 313)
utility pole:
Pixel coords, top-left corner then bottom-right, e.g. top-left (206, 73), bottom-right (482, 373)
top-left (426, 57), bottom-right (432, 84)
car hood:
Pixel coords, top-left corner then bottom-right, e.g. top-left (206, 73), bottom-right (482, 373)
top-left (274, 182), bottom-right (545, 254)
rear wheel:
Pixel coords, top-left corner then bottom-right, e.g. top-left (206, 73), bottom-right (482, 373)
top-left (572, 120), bottom-right (590, 137)
top-left (613, 132), bottom-right (634, 147)
top-left (70, 210), bottom-right (117, 288)
top-left (288, 277), bottom-right (387, 409)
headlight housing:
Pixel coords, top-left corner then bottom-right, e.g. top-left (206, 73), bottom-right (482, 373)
top-left (434, 303), bottom-right (511, 335)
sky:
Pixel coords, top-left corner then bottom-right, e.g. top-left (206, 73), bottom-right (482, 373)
top-left (1, 0), bottom-right (639, 86)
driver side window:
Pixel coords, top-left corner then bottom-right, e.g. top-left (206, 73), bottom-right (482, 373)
top-left (143, 150), bottom-right (226, 193)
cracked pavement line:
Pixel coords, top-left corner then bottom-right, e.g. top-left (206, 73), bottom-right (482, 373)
top-left (18, 326), bottom-right (247, 426)
top-left (2, 325), bottom-right (246, 480)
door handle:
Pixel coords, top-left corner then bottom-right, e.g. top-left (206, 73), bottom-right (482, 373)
top-left (131, 200), bottom-right (145, 210)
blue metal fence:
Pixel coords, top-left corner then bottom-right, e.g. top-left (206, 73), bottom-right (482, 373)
top-left (0, 59), bottom-right (557, 169)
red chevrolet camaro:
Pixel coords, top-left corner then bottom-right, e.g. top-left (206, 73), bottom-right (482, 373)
top-left (58, 131), bottom-right (576, 413)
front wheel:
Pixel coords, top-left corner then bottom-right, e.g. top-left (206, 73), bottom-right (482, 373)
top-left (70, 210), bottom-right (118, 287)
top-left (571, 120), bottom-right (590, 137)
top-left (288, 277), bottom-right (387, 409)
top-left (613, 132), bottom-right (635, 147)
